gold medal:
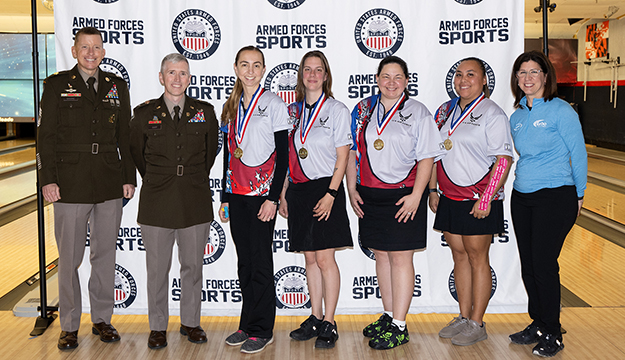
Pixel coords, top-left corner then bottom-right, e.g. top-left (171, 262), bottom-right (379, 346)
top-left (234, 147), bottom-right (243, 159)
top-left (373, 138), bottom-right (384, 151)
top-left (444, 138), bottom-right (453, 150)
top-left (298, 147), bottom-right (308, 159)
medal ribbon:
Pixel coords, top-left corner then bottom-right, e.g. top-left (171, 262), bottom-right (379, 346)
top-left (300, 92), bottom-right (326, 145)
top-left (236, 85), bottom-right (264, 146)
top-left (376, 93), bottom-right (405, 136)
top-left (447, 92), bottom-right (485, 138)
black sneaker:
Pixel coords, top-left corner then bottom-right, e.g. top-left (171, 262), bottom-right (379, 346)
top-left (315, 321), bottom-right (338, 349)
top-left (509, 323), bottom-right (541, 345)
top-left (290, 315), bottom-right (323, 341)
top-left (362, 313), bottom-right (393, 338)
top-left (533, 332), bottom-right (564, 357)
top-left (368, 323), bottom-right (409, 350)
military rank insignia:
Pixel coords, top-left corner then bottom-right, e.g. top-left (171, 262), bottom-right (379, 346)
top-left (105, 84), bottom-right (119, 99)
top-left (189, 110), bottom-right (205, 123)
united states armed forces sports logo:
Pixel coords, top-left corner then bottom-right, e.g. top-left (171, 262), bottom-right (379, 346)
top-left (172, 9), bottom-right (221, 60)
top-left (100, 57), bottom-right (130, 89)
top-left (275, 265), bottom-right (311, 309)
top-left (355, 8), bottom-right (404, 59)
top-left (203, 220), bottom-right (226, 265)
top-left (93, 0), bottom-right (118, 3)
top-left (267, 0), bottom-right (306, 10)
top-left (113, 264), bottom-right (137, 309)
top-left (454, 0), bottom-right (483, 4)
top-left (448, 267), bottom-right (497, 302)
top-left (445, 59), bottom-right (496, 99)
top-left (264, 63), bottom-right (299, 104)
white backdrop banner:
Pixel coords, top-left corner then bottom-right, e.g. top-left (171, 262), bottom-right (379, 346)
top-left (54, 0), bottom-right (527, 316)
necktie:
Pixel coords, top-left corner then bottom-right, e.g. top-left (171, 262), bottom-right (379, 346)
top-left (174, 105), bottom-right (181, 123)
top-left (87, 77), bottom-right (97, 99)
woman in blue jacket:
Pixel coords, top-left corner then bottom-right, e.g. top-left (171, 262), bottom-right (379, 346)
top-left (508, 50), bottom-right (587, 358)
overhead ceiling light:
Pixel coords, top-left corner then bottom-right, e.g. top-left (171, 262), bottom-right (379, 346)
top-left (42, 0), bottom-right (53, 11)
top-left (605, 6), bottom-right (619, 18)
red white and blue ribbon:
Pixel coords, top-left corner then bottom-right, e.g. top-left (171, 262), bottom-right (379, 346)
top-left (300, 92), bottom-right (326, 145)
top-left (236, 85), bottom-right (264, 146)
top-left (376, 93), bottom-right (405, 136)
top-left (448, 92), bottom-right (485, 138)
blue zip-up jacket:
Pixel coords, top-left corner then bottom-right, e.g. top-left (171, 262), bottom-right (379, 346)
top-left (509, 96), bottom-right (587, 197)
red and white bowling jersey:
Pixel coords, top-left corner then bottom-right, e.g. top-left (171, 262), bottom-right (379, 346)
top-left (287, 97), bottom-right (353, 183)
top-left (435, 97), bottom-right (513, 201)
top-left (225, 91), bottom-right (290, 196)
top-left (351, 96), bottom-right (445, 189)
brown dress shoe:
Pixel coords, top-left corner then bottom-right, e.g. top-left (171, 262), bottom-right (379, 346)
top-left (148, 330), bottom-right (167, 349)
top-left (92, 322), bottom-right (121, 342)
top-left (58, 330), bottom-right (78, 350)
top-left (180, 325), bottom-right (207, 344)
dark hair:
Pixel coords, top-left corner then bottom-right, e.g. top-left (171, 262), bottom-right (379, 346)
top-left (221, 46), bottom-right (265, 125)
top-left (376, 56), bottom-right (410, 99)
top-left (295, 51), bottom-right (334, 103)
top-left (457, 57), bottom-right (490, 98)
top-left (510, 50), bottom-right (558, 108)
top-left (74, 27), bottom-right (103, 46)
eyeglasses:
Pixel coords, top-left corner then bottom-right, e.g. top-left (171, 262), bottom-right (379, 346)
top-left (516, 69), bottom-right (543, 78)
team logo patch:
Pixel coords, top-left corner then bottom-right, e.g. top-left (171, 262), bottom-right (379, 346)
top-left (445, 59), bottom-right (495, 99)
top-left (93, 0), bottom-right (119, 3)
top-left (203, 221), bottom-right (226, 265)
top-left (264, 63), bottom-right (299, 104)
top-left (172, 9), bottom-right (221, 60)
top-left (274, 265), bottom-right (311, 309)
top-left (448, 267), bottom-right (497, 302)
top-left (454, 0), bottom-right (483, 4)
top-left (533, 119), bottom-right (547, 128)
top-left (358, 235), bottom-right (376, 260)
top-left (354, 8), bottom-right (404, 59)
top-left (267, 0), bottom-right (306, 10)
top-left (114, 264), bottom-right (137, 308)
top-left (100, 57), bottom-right (131, 89)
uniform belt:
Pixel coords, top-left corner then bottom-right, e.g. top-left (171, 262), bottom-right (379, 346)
top-left (146, 164), bottom-right (204, 177)
top-left (56, 143), bottom-right (117, 154)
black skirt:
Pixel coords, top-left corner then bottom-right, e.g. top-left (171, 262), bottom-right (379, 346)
top-left (286, 177), bottom-right (353, 252)
top-left (433, 195), bottom-right (505, 236)
top-left (358, 185), bottom-right (428, 251)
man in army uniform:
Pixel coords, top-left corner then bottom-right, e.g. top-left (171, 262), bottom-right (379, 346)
top-left (129, 53), bottom-right (219, 349)
top-left (37, 27), bottom-right (136, 350)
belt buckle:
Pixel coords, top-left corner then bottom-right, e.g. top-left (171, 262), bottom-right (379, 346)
top-left (177, 165), bottom-right (184, 176)
top-left (91, 143), bottom-right (99, 154)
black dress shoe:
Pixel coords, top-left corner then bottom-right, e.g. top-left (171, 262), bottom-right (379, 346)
top-left (58, 330), bottom-right (78, 350)
top-left (148, 330), bottom-right (167, 349)
top-left (92, 322), bottom-right (121, 342)
top-left (180, 325), bottom-right (207, 344)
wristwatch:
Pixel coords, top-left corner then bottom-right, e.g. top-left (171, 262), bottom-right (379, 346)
top-left (327, 188), bottom-right (338, 198)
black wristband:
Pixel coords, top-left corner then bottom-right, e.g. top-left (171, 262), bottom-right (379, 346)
top-left (327, 188), bottom-right (338, 198)
top-left (428, 188), bottom-right (438, 194)
top-left (578, 196), bottom-right (584, 201)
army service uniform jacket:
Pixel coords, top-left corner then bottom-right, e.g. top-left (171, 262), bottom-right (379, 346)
top-left (130, 95), bottom-right (219, 229)
top-left (37, 65), bottom-right (136, 204)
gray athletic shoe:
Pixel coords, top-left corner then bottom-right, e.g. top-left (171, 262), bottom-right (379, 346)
top-left (225, 330), bottom-right (248, 346)
top-left (438, 315), bottom-right (468, 338)
top-left (240, 336), bottom-right (274, 354)
top-left (451, 320), bottom-right (487, 346)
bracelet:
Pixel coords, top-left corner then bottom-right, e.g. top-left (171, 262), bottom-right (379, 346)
top-left (326, 188), bottom-right (338, 198)
top-left (428, 188), bottom-right (438, 194)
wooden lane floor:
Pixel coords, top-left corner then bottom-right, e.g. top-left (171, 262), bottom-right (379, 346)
top-left (0, 147), bottom-right (35, 169)
top-left (584, 182), bottom-right (625, 225)
top-left (0, 206), bottom-right (57, 299)
top-left (0, 169), bottom-right (36, 208)
top-left (0, 139), bottom-right (34, 152)
top-left (0, 310), bottom-right (623, 359)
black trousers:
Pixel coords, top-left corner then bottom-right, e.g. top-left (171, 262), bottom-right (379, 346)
top-left (229, 194), bottom-right (277, 338)
top-left (511, 186), bottom-right (578, 335)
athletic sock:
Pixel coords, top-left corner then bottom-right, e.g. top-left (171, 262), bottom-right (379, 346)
top-left (392, 319), bottom-right (406, 331)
